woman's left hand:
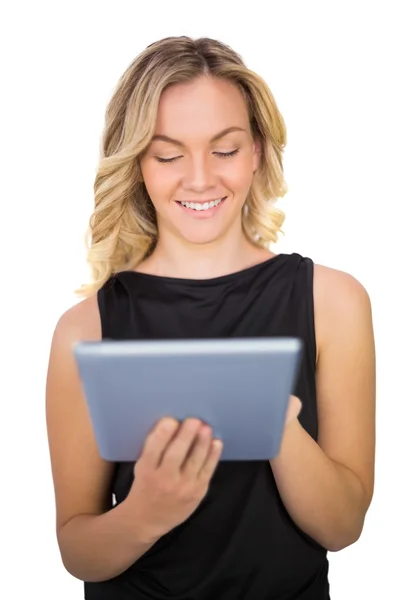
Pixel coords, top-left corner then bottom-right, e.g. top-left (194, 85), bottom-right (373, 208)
top-left (285, 395), bottom-right (302, 427)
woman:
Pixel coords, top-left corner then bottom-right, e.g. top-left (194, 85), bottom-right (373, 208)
top-left (46, 36), bottom-right (376, 599)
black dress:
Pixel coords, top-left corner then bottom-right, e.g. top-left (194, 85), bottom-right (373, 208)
top-left (85, 252), bottom-right (330, 600)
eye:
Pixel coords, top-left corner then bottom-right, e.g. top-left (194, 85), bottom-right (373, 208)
top-left (214, 149), bottom-right (240, 159)
top-left (155, 156), bottom-right (182, 164)
top-left (154, 149), bottom-right (240, 164)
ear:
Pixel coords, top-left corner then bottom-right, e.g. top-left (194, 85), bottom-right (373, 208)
top-left (252, 136), bottom-right (262, 172)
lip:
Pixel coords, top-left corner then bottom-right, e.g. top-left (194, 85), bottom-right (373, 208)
top-left (175, 196), bottom-right (227, 218)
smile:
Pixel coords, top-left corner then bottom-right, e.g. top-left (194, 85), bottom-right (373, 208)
top-left (177, 197), bottom-right (226, 211)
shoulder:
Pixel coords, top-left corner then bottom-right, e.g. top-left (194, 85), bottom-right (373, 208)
top-left (313, 262), bottom-right (371, 312)
top-left (48, 294), bottom-right (102, 395)
top-left (52, 293), bottom-right (102, 347)
top-left (312, 263), bottom-right (373, 358)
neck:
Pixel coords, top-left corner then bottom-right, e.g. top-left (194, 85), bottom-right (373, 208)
top-left (138, 226), bottom-right (272, 280)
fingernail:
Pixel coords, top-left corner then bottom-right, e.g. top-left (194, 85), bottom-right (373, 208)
top-left (161, 418), bottom-right (177, 431)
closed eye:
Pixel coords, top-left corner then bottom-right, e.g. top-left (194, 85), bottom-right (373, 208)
top-left (214, 149), bottom-right (240, 159)
top-left (155, 149), bottom-right (240, 164)
top-left (155, 155), bottom-right (182, 164)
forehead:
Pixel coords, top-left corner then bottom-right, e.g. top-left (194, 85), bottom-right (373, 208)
top-left (154, 76), bottom-right (250, 140)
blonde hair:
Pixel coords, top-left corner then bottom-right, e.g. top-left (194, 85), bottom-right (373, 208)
top-left (77, 36), bottom-right (288, 297)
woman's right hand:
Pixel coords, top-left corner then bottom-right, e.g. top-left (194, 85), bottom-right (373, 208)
top-left (127, 417), bottom-right (223, 538)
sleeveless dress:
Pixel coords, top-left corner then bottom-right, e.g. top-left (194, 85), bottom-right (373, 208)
top-left (85, 252), bottom-right (330, 600)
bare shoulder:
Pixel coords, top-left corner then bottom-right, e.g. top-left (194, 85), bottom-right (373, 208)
top-left (312, 263), bottom-right (373, 355)
top-left (54, 293), bottom-right (101, 344)
top-left (313, 263), bottom-right (371, 308)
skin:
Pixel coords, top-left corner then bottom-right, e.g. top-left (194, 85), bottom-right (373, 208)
top-left (46, 75), bottom-right (375, 582)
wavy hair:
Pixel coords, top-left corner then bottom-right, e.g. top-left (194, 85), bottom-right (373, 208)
top-left (77, 36), bottom-right (288, 296)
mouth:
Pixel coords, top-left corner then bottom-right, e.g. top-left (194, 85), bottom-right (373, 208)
top-left (176, 197), bottom-right (227, 212)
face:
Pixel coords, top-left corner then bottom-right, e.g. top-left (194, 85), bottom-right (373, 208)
top-left (140, 76), bottom-right (261, 247)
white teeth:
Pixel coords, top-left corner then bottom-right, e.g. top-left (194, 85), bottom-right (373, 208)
top-left (179, 198), bottom-right (224, 211)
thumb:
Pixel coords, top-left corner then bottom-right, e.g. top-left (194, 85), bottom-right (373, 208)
top-left (285, 395), bottom-right (302, 425)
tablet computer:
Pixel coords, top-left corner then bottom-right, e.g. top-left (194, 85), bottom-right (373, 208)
top-left (73, 337), bottom-right (302, 462)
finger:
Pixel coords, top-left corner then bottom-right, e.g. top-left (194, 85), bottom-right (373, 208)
top-left (140, 418), bottom-right (180, 468)
top-left (161, 418), bottom-right (203, 472)
top-left (285, 395), bottom-right (302, 426)
top-left (198, 438), bottom-right (223, 482)
top-left (181, 424), bottom-right (212, 478)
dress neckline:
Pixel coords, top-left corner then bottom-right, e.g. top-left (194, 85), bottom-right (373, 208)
top-left (116, 253), bottom-right (292, 287)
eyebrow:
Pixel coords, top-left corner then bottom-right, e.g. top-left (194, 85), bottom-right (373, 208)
top-left (151, 126), bottom-right (247, 147)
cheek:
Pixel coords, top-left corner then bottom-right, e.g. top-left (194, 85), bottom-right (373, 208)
top-left (141, 162), bottom-right (176, 202)
top-left (224, 159), bottom-right (254, 191)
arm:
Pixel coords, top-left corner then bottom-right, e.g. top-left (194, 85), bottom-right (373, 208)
top-left (46, 299), bottom-right (161, 583)
top-left (270, 266), bottom-right (375, 551)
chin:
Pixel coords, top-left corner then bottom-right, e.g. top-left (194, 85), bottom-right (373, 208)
top-left (179, 230), bottom-right (223, 246)
top-left (173, 215), bottom-right (242, 247)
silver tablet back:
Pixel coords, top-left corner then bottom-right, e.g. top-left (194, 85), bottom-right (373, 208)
top-left (74, 338), bottom-right (302, 462)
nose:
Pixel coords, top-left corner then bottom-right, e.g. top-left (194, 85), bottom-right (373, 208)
top-left (182, 155), bottom-right (217, 194)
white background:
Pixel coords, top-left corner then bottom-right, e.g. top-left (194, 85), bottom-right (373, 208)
top-left (1, 1), bottom-right (398, 598)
